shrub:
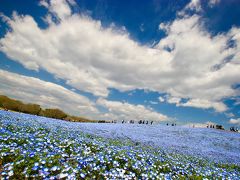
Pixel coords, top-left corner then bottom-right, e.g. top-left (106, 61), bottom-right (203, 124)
top-left (40, 108), bottom-right (67, 119)
top-left (98, 120), bottom-right (106, 123)
top-left (18, 104), bottom-right (41, 115)
top-left (0, 95), bottom-right (95, 122)
top-left (0, 95), bottom-right (11, 108)
top-left (0, 95), bottom-right (23, 112)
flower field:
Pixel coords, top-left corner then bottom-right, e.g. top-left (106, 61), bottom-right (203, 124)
top-left (0, 110), bottom-right (240, 179)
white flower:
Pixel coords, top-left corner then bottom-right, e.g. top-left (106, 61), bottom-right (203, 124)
top-left (8, 170), bottom-right (14, 176)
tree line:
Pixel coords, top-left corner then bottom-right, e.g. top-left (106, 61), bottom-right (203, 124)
top-left (0, 95), bottom-right (95, 123)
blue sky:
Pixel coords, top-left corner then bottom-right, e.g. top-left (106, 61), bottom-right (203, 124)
top-left (0, 0), bottom-right (240, 128)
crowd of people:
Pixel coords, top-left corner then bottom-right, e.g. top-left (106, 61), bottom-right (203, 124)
top-left (111, 120), bottom-right (155, 125)
top-left (111, 120), bottom-right (177, 126)
top-left (166, 123), bottom-right (176, 126)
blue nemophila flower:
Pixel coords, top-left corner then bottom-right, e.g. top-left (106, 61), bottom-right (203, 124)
top-left (40, 160), bottom-right (46, 164)
top-left (32, 166), bottom-right (39, 171)
top-left (39, 170), bottom-right (47, 177)
top-left (0, 110), bottom-right (240, 179)
top-left (58, 173), bottom-right (68, 179)
top-left (80, 173), bottom-right (85, 178)
top-left (50, 166), bottom-right (58, 171)
top-left (1, 172), bottom-right (7, 176)
top-left (8, 170), bottom-right (13, 176)
top-left (29, 153), bottom-right (35, 157)
top-left (43, 167), bottom-right (49, 172)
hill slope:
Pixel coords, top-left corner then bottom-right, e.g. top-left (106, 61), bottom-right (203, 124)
top-left (1, 110), bottom-right (239, 164)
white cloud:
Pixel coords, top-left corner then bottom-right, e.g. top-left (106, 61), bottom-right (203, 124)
top-left (149, 101), bottom-right (158, 105)
top-left (0, 70), bottom-right (169, 121)
top-left (97, 98), bottom-right (168, 121)
top-left (162, 95), bottom-right (227, 112)
top-left (179, 99), bottom-right (227, 112)
top-left (0, 70), bottom-right (99, 118)
top-left (39, 0), bottom-right (72, 21)
top-left (0, 0), bottom-right (240, 112)
top-left (178, 0), bottom-right (202, 16)
top-left (234, 98), bottom-right (240, 106)
top-left (208, 0), bottom-right (220, 7)
top-left (39, 0), bottom-right (49, 8)
top-left (225, 112), bottom-right (234, 118)
top-left (140, 23), bottom-right (144, 32)
top-left (178, 0), bottom-right (221, 17)
top-left (156, 14), bottom-right (240, 111)
top-left (158, 96), bottom-right (165, 103)
top-left (166, 95), bottom-right (181, 105)
top-left (229, 118), bottom-right (240, 125)
top-left (185, 0), bottom-right (202, 12)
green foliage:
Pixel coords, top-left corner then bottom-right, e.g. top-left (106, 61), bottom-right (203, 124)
top-left (1, 116), bottom-right (240, 179)
top-left (0, 95), bottom-right (93, 122)
top-left (0, 95), bottom-right (23, 111)
top-left (0, 95), bottom-right (9, 107)
top-left (217, 163), bottom-right (240, 172)
top-left (98, 120), bottom-right (107, 123)
top-left (2, 100), bottom-right (21, 111)
top-left (19, 103), bottom-right (41, 115)
top-left (40, 108), bottom-right (67, 119)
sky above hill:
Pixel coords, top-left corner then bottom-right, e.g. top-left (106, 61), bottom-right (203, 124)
top-left (0, 0), bottom-right (240, 128)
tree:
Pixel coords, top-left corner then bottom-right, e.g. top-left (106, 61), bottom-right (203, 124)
top-left (40, 108), bottom-right (67, 119)
top-left (0, 94), bottom-right (94, 122)
top-left (0, 95), bottom-right (10, 108)
top-left (1, 96), bottom-right (23, 112)
top-left (19, 103), bottom-right (41, 115)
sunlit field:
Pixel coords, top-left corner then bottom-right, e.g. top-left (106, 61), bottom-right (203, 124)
top-left (1, 110), bottom-right (239, 179)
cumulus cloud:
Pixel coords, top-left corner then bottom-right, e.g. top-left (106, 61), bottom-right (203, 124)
top-left (0, 70), bottom-right (168, 121)
top-left (0, 0), bottom-right (240, 112)
top-left (225, 112), bottom-right (234, 118)
top-left (156, 14), bottom-right (240, 112)
top-left (149, 101), bottom-right (158, 105)
top-left (178, 0), bottom-right (220, 17)
top-left (186, 0), bottom-right (202, 12)
top-left (233, 98), bottom-right (240, 106)
top-left (163, 95), bottom-right (227, 112)
top-left (158, 96), bottom-right (165, 103)
top-left (39, 0), bottom-right (73, 21)
top-left (0, 70), bottom-right (99, 118)
top-left (177, 0), bottom-right (202, 17)
top-left (165, 95), bottom-right (181, 105)
top-left (179, 99), bottom-right (227, 112)
top-left (208, 0), bottom-right (220, 7)
top-left (229, 118), bottom-right (240, 125)
top-left (97, 98), bottom-right (168, 121)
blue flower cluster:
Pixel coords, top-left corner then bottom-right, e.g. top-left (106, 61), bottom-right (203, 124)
top-left (0, 110), bottom-right (239, 179)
